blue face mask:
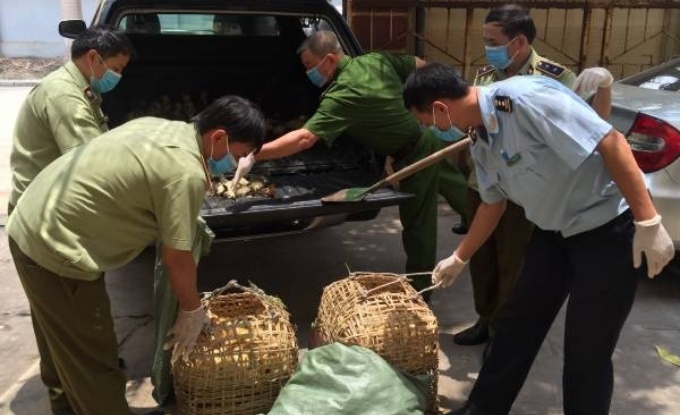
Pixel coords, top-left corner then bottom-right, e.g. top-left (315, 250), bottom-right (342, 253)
top-left (429, 105), bottom-right (467, 142)
top-left (207, 136), bottom-right (237, 176)
top-left (306, 56), bottom-right (329, 87)
top-left (90, 54), bottom-right (122, 94)
top-left (484, 37), bottom-right (518, 70)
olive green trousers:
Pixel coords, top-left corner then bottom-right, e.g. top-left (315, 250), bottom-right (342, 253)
top-left (7, 203), bottom-right (71, 410)
top-left (398, 137), bottom-right (468, 292)
top-left (9, 237), bottom-right (133, 415)
top-left (467, 189), bottom-right (534, 334)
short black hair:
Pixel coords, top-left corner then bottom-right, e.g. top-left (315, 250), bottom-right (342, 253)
top-left (485, 4), bottom-right (536, 44)
top-left (403, 63), bottom-right (469, 112)
top-left (193, 95), bottom-right (266, 152)
top-left (71, 25), bottom-right (135, 59)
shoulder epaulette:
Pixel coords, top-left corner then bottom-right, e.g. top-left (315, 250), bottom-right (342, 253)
top-left (493, 96), bottom-right (513, 113)
top-left (536, 60), bottom-right (566, 78)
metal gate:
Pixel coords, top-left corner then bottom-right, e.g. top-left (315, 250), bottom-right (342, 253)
top-left (347, 0), bottom-right (680, 81)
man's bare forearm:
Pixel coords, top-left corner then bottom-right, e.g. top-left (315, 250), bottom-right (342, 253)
top-left (592, 86), bottom-right (612, 120)
top-left (162, 244), bottom-right (200, 311)
top-left (255, 128), bottom-right (319, 161)
top-left (597, 130), bottom-right (656, 221)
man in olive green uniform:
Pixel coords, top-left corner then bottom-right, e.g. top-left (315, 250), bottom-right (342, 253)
top-left (7, 26), bottom-right (134, 415)
top-left (9, 26), bottom-right (134, 214)
top-left (7, 96), bottom-right (265, 415)
top-left (454, 4), bottom-right (613, 351)
top-left (233, 30), bottom-right (469, 294)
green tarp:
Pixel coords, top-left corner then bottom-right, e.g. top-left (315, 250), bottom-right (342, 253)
top-left (264, 343), bottom-right (427, 415)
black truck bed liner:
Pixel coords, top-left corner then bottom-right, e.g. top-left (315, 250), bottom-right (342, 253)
top-left (92, 3), bottom-right (412, 237)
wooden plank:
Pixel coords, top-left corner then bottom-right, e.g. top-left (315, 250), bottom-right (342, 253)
top-left (462, 7), bottom-right (474, 79)
top-left (350, 8), bottom-right (412, 52)
top-left (578, 6), bottom-right (593, 73)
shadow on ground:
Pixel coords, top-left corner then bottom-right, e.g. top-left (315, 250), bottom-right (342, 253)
top-left (5, 205), bottom-right (680, 415)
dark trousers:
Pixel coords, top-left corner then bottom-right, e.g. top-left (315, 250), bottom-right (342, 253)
top-left (9, 237), bottom-right (133, 415)
top-left (9, 201), bottom-right (73, 411)
top-left (469, 211), bottom-right (639, 415)
top-left (467, 189), bottom-right (533, 334)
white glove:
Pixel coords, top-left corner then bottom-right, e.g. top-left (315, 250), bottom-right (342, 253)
top-left (633, 214), bottom-right (675, 278)
top-left (230, 151), bottom-right (256, 190)
top-left (432, 252), bottom-right (469, 288)
top-left (163, 305), bottom-right (211, 366)
top-left (573, 67), bottom-right (614, 96)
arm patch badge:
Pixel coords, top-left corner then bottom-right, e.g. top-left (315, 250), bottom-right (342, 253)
top-left (536, 61), bottom-right (566, 78)
top-left (493, 96), bottom-right (513, 113)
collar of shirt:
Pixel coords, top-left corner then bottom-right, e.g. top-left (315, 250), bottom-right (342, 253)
top-left (475, 86), bottom-right (500, 145)
top-left (516, 48), bottom-right (540, 76)
top-left (329, 55), bottom-right (350, 85)
top-left (63, 60), bottom-right (102, 104)
top-left (193, 128), bottom-right (203, 154)
top-left (193, 126), bottom-right (213, 191)
top-left (64, 61), bottom-right (96, 93)
top-left (493, 47), bottom-right (539, 81)
top-left (321, 55), bottom-right (350, 98)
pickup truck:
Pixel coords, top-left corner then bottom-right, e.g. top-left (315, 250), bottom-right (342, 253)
top-left (60, 0), bottom-right (411, 239)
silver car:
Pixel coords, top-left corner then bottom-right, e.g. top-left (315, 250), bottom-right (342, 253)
top-left (610, 58), bottom-right (680, 251)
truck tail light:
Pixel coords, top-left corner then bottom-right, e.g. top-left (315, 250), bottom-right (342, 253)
top-left (627, 113), bottom-right (680, 173)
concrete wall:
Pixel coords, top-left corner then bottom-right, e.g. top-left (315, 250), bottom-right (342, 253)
top-left (0, 0), bottom-right (98, 58)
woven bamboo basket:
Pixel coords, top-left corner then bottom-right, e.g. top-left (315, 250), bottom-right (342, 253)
top-left (313, 272), bottom-right (440, 413)
top-left (173, 281), bottom-right (298, 415)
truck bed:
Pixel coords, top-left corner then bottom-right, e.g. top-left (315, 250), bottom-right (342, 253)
top-left (96, 8), bottom-right (411, 237)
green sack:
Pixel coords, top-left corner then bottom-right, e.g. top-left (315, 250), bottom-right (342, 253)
top-left (265, 343), bottom-right (426, 415)
top-left (151, 217), bottom-right (214, 405)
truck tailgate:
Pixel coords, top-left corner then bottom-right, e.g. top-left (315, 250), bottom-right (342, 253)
top-left (201, 168), bottom-right (412, 232)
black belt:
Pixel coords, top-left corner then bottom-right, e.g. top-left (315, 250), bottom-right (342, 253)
top-left (391, 137), bottom-right (420, 161)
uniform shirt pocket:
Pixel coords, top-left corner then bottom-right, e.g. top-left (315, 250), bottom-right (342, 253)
top-left (476, 164), bottom-right (506, 203)
top-left (501, 149), bottom-right (572, 209)
top-left (499, 150), bottom-right (547, 203)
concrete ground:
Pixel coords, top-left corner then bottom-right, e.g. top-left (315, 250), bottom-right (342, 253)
top-left (0, 86), bottom-right (679, 415)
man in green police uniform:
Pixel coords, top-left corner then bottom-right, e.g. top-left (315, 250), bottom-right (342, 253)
top-left (233, 30), bottom-right (469, 295)
top-left (9, 25), bottom-right (134, 215)
top-left (7, 96), bottom-right (265, 415)
top-left (453, 4), bottom-right (614, 352)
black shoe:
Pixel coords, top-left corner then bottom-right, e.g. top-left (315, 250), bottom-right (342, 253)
top-left (444, 401), bottom-right (490, 415)
top-left (451, 223), bottom-right (469, 235)
top-left (52, 410), bottom-right (77, 415)
top-left (482, 337), bottom-right (494, 361)
top-left (453, 320), bottom-right (489, 345)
